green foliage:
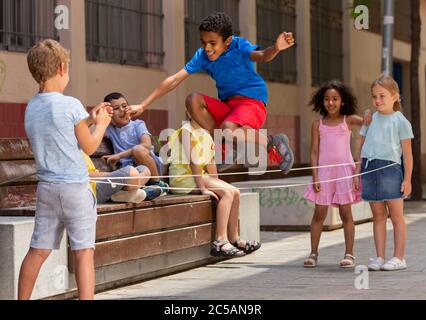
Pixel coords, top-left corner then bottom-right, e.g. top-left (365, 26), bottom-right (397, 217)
top-left (349, 0), bottom-right (373, 18)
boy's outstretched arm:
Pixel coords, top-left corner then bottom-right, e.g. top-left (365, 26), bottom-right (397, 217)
top-left (128, 69), bottom-right (190, 118)
top-left (250, 32), bottom-right (295, 63)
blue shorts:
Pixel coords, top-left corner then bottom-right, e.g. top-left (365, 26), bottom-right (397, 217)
top-left (361, 159), bottom-right (403, 202)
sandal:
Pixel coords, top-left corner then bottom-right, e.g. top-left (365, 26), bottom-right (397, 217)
top-left (231, 238), bottom-right (261, 254)
top-left (303, 253), bottom-right (318, 268)
top-left (340, 254), bottom-right (356, 268)
top-left (210, 240), bottom-right (245, 258)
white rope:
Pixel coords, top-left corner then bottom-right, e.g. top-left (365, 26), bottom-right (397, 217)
top-left (90, 161), bottom-right (361, 181)
top-left (90, 162), bottom-right (396, 192)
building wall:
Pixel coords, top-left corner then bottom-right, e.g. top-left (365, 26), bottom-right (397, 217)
top-left (0, 0), bottom-right (425, 173)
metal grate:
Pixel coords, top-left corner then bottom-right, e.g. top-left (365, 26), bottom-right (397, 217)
top-left (86, 0), bottom-right (164, 68)
top-left (184, 0), bottom-right (240, 63)
top-left (367, 0), bottom-right (381, 34)
top-left (0, 0), bottom-right (58, 52)
top-left (394, 0), bottom-right (411, 43)
top-left (256, 0), bottom-right (297, 84)
top-left (310, 0), bottom-right (343, 86)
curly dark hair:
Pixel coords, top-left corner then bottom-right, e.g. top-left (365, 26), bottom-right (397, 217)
top-left (199, 12), bottom-right (233, 40)
top-left (308, 80), bottom-right (358, 116)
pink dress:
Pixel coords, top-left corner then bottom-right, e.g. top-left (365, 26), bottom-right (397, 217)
top-left (304, 116), bottom-right (361, 207)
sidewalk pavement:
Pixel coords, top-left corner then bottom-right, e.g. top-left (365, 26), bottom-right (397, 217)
top-left (95, 202), bottom-right (426, 300)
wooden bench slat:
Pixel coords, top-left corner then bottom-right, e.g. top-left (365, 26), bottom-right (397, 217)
top-left (0, 185), bottom-right (37, 210)
top-left (96, 201), bottom-right (213, 241)
top-left (82, 223), bottom-right (213, 270)
top-left (0, 160), bottom-right (37, 185)
top-left (96, 195), bottom-right (211, 213)
top-left (0, 139), bottom-right (33, 160)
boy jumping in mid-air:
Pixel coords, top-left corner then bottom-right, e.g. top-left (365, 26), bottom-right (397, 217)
top-left (128, 12), bottom-right (295, 173)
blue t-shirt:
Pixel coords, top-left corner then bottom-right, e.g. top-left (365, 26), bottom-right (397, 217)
top-left (106, 120), bottom-right (160, 167)
top-left (184, 36), bottom-right (268, 104)
top-left (24, 92), bottom-right (89, 183)
top-left (360, 111), bottom-right (414, 165)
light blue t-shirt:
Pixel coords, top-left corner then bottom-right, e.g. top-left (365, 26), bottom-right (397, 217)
top-left (184, 36), bottom-right (268, 104)
top-left (360, 111), bottom-right (414, 165)
top-left (24, 92), bottom-right (89, 183)
top-left (106, 119), bottom-right (160, 168)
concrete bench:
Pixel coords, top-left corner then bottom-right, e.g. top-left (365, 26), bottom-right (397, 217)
top-left (233, 176), bottom-right (372, 231)
top-left (0, 138), bottom-right (260, 299)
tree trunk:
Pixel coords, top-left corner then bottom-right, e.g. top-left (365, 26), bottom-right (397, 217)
top-left (409, 0), bottom-right (423, 200)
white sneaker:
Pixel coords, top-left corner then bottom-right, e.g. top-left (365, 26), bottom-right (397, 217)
top-left (110, 189), bottom-right (147, 204)
top-left (381, 257), bottom-right (407, 271)
top-left (368, 257), bottom-right (385, 271)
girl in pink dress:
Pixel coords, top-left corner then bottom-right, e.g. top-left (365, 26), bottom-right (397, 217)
top-left (303, 80), bottom-right (366, 268)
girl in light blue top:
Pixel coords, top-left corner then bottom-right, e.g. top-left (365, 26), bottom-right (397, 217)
top-left (357, 75), bottom-right (413, 272)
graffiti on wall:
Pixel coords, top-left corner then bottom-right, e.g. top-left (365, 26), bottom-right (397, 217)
top-left (252, 187), bottom-right (309, 210)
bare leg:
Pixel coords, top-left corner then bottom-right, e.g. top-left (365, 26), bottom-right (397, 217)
top-left (202, 176), bottom-right (236, 241)
top-left (370, 202), bottom-right (388, 259)
top-left (132, 145), bottom-right (160, 182)
top-left (309, 205), bottom-right (328, 255)
top-left (18, 248), bottom-right (51, 300)
top-left (185, 93), bottom-right (217, 134)
top-left (338, 204), bottom-right (355, 256)
top-left (73, 249), bottom-right (95, 300)
top-left (226, 187), bottom-right (241, 242)
top-left (124, 167), bottom-right (150, 191)
top-left (221, 122), bottom-right (268, 147)
top-left (386, 199), bottom-right (406, 260)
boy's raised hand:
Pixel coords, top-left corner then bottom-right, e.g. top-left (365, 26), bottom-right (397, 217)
top-left (91, 102), bottom-right (112, 128)
top-left (275, 32), bottom-right (295, 51)
top-left (126, 104), bottom-right (146, 119)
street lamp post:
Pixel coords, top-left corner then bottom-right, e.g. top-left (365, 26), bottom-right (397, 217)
top-left (381, 0), bottom-right (395, 75)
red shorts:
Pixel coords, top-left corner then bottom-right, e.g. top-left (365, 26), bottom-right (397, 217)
top-left (202, 95), bottom-right (266, 130)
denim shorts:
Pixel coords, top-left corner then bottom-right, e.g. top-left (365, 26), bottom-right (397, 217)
top-left (31, 182), bottom-right (97, 251)
top-left (361, 159), bottom-right (403, 202)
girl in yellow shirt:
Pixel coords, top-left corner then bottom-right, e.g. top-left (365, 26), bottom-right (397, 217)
top-left (168, 118), bottom-right (261, 257)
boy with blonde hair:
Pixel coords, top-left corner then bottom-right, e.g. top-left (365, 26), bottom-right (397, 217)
top-left (18, 39), bottom-right (111, 300)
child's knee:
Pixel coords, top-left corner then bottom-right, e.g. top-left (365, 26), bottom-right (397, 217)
top-left (232, 187), bottom-right (240, 200)
top-left (221, 121), bottom-right (239, 131)
top-left (185, 92), bottom-right (204, 112)
top-left (29, 248), bottom-right (51, 261)
top-left (139, 167), bottom-right (151, 177)
top-left (73, 248), bottom-right (94, 259)
top-left (312, 208), bottom-right (328, 222)
top-left (132, 145), bottom-right (149, 159)
top-left (129, 167), bottom-right (139, 177)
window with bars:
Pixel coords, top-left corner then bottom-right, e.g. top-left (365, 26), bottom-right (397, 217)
top-left (367, 0), bottom-right (381, 34)
top-left (394, 0), bottom-right (411, 42)
top-left (310, 0), bottom-right (343, 86)
top-left (86, 0), bottom-right (164, 68)
top-left (0, 0), bottom-right (58, 52)
top-left (256, 0), bottom-right (297, 84)
top-left (184, 0), bottom-right (240, 62)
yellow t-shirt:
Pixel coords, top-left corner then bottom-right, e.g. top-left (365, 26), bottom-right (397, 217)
top-left (168, 121), bottom-right (215, 194)
top-left (82, 152), bottom-right (99, 196)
